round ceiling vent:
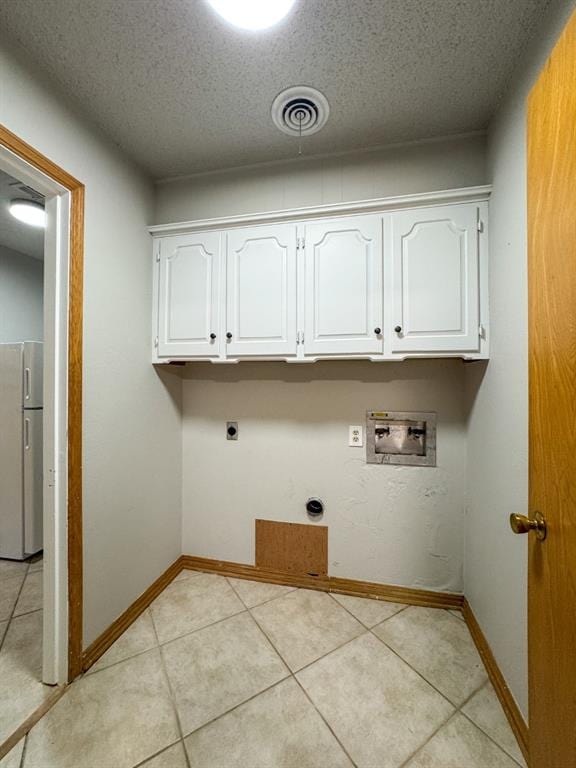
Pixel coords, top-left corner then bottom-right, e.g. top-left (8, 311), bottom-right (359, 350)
top-left (271, 86), bottom-right (330, 137)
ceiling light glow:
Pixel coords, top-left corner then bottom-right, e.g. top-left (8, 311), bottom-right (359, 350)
top-left (9, 199), bottom-right (46, 228)
top-left (206, 0), bottom-right (295, 31)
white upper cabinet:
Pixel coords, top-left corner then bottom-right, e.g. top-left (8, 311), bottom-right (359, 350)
top-left (157, 232), bottom-right (221, 358)
top-left (302, 216), bottom-right (383, 356)
top-left (151, 188), bottom-right (490, 362)
top-left (388, 204), bottom-right (480, 354)
top-left (226, 224), bottom-right (298, 357)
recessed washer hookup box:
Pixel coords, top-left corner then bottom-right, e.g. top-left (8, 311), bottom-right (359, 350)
top-left (366, 411), bottom-right (437, 467)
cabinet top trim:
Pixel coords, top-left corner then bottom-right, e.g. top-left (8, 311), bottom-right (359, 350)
top-left (149, 185), bottom-right (491, 237)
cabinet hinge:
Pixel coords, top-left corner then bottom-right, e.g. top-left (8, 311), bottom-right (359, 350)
top-left (154, 336), bottom-right (159, 347)
top-left (478, 324), bottom-right (486, 339)
top-left (477, 220), bottom-right (484, 233)
top-left (297, 237), bottom-right (305, 250)
top-left (296, 331), bottom-right (300, 345)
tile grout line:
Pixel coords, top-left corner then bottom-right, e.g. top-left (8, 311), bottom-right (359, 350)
top-left (291, 674), bottom-right (359, 768)
top-left (0, 567), bottom-right (31, 654)
top-left (131, 739), bottom-right (184, 768)
top-left (89, 574), bottom-right (301, 680)
top-left (366, 604), bottom-right (492, 710)
top-left (0, 557), bottom-right (45, 764)
top-left (88, 605), bottom-right (249, 677)
top-left (458, 707), bottom-right (526, 768)
top-left (372, 630), bottom-right (522, 768)
top-left (364, 628), bottom-right (461, 767)
top-left (179, 677), bottom-right (293, 741)
top-left (246, 596), bottom-right (369, 678)
top-left (368, 626), bottom-right (474, 710)
top-left (11, 607), bottom-right (43, 621)
top-left (397, 710), bottom-right (464, 768)
top-left (329, 593), bottom-right (471, 712)
top-left (148, 609), bottom-right (192, 768)
top-left (445, 647), bottom-right (526, 766)
top-left (236, 589), bottom-right (360, 768)
top-left (326, 590), bottom-right (411, 629)
top-left (153, 600), bottom-right (246, 646)
top-left (224, 576), bottom-right (299, 609)
top-left (398, 708), bottom-right (525, 768)
top-left (85, 644), bottom-right (157, 677)
top-left (364, 625), bottom-right (484, 765)
top-left (169, 584), bottom-right (295, 739)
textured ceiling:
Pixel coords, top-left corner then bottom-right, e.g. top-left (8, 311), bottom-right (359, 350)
top-left (0, 170), bottom-right (44, 261)
top-left (0, 0), bottom-right (551, 179)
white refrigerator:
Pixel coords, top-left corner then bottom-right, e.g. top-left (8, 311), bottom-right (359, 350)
top-left (0, 342), bottom-right (43, 560)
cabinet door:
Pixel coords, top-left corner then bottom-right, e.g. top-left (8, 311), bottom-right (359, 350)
top-left (303, 216), bottom-right (383, 355)
top-left (226, 224), bottom-right (297, 357)
top-left (157, 233), bottom-right (221, 358)
top-left (389, 204), bottom-right (479, 353)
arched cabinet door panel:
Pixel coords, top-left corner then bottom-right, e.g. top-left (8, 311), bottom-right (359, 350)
top-left (389, 204), bottom-right (480, 353)
top-left (157, 232), bottom-right (221, 358)
top-left (226, 224), bottom-right (297, 357)
top-left (303, 215), bottom-right (383, 356)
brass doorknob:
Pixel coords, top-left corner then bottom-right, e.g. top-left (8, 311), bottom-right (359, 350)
top-left (509, 512), bottom-right (547, 541)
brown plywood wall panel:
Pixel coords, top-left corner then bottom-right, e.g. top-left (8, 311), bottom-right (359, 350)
top-left (255, 520), bottom-right (328, 577)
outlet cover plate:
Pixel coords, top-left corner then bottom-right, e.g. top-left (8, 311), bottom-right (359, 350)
top-left (348, 425), bottom-right (363, 447)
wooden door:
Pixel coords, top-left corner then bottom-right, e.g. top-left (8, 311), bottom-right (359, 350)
top-left (303, 215), bottom-right (383, 356)
top-left (226, 224), bottom-right (297, 357)
top-left (157, 232), bottom-right (221, 358)
top-left (389, 204), bottom-right (480, 354)
top-left (527, 12), bottom-right (576, 767)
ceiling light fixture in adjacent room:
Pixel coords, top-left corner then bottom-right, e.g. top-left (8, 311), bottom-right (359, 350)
top-left (205, 0), bottom-right (296, 31)
top-left (9, 199), bottom-right (46, 228)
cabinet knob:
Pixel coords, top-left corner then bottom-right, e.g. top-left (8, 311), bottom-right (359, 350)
top-left (394, 325), bottom-right (402, 333)
top-left (374, 327), bottom-right (382, 335)
top-left (210, 333), bottom-right (216, 340)
top-left (226, 332), bottom-right (233, 340)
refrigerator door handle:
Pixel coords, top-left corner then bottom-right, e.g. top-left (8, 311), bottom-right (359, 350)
top-left (24, 367), bottom-right (31, 401)
top-left (24, 417), bottom-right (30, 450)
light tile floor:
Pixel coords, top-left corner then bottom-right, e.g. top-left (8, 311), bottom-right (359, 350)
top-left (0, 554), bottom-right (47, 747)
top-left (3, 570), bottom-right (527, 768)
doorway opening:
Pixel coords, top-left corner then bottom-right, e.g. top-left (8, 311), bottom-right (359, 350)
top-left (0, 168), bottom-right (47, 740)
top-left (0, 124), bottom-right (84, 747)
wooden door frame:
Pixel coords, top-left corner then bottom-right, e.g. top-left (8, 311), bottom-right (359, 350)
top-left (0, 123), bottom-right (84, 682)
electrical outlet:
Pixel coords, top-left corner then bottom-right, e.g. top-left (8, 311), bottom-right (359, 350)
top-left (348, 425), bottom-right (363, 447)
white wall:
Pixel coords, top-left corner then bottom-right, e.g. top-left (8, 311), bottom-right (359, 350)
top-left (155, 133), bottom-right (486, 223)
top-left (465, 0), bottom-right (575, 719)
top-left (182, 361), bottom-right (466, 591)
top-left (0, 39), bottom-right (182, 646)
top-left (0, 245), bottom-right (43, 342)
top-left (160, 133), bottom-right (486, 593)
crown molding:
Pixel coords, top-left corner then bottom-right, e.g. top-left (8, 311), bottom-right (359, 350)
top-left (149, 185), bottom-right (492, 236)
